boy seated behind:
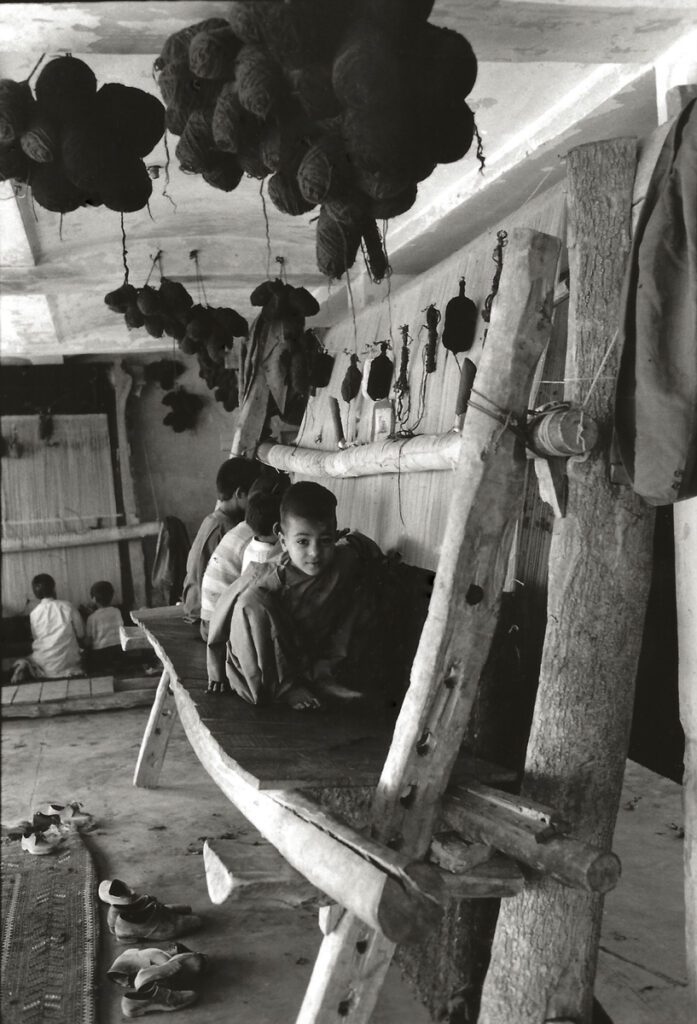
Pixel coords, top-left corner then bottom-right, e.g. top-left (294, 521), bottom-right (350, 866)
top-left (11, 573), bottom-right (84, 683)
top-left (207, 482), bottom-right (381, 710)
top-left (85, 580), bottom-right (124, 673)
top-left (199, 473), bottom-right (287, 640)
top-left (240, 491), bottom-right (282, 573)
top-left (181, 458), bottom-right (262, 621)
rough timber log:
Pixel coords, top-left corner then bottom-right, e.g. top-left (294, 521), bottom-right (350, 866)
top-left (295, 227), bottom-right (561, 1024)
top-left (479, 139), bottom-right (655, 1024)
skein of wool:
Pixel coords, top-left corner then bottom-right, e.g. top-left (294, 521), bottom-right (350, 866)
top-left (268, 171), bottom-right (315, 216)
top-left (297, 134), bottom-right (349, 205)
top-left (34, 56), bottom-right (97, 123)
top-left (99, 156), bottom-right (152, 213)
top-left (0, 78), bottom-right (34, 142)
top-left (341, 354), bottom-right (362, 402)
top-left (176, 109), bottom-right (217, 173)
top-left (316, 203), bottom-right (362, 279)
top-left (203, 152), bottom-right (244, 191)
top-left (442, 278), bottom-right (478, 354)
top-left (361, 218), bottom-right (389, 283)
top-left (235, 45), bottom-right (285, 120)
top-left (19, 111), bottom-right (59, 163)
top-left (0, 141), bottom-right (29, 182)
top-left (95, 83), bottom-right (165, 158)
top-left (188, 26), bottom-right (242, 80)
top-left (30, 160), bottom-right (87, 213)
top-left (158, 18), bottom-right (229, 69)
top-left (366, 342), bottom-right (394, 400)
top-left (105, 282), bottom-right (138, 313)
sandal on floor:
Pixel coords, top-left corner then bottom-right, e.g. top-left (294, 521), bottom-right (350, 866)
top-left (99, 880), bottom-right (192, 933)
top-left (114, 903), bottom-right (202, 944)
top-left (121, 982), bottom-right (198, 1017)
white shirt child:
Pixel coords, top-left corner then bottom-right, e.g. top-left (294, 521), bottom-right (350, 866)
top-left (85, 605), bottom-right (123, 650)
top-left (241, 536), bottom-right (280, 574)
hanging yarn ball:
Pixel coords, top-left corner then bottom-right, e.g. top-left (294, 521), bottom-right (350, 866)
top-left (236, 139), bottom-right (267, 179)
top-left (365, 0), bottom-right (435, 33)
top-left (211, 81), bottom-right (244, 152)
top-left (366, 342), bottom-right (394, 400)
top-left (159, 278), bottom-right (194, 320)
top-left (442, 278), bottom-right (478, 354)
top-left (355, 167), bottom-right (411, 201)
top-left (185, 304), bottom-right (216, 342)
top-left (361, 217), bottom-right (389, 283)
top-left (189, 26), bottom-right (242, 80)
top-left (341, 354), bottom-right (362, 403)
top-left (34, 56), bottom-right (97, 124)
top-left (176, 108), bottom-right (217, 173)
top-left (289, 65), bottom-right (341, 121)
top-left (19, 110), bottom-right (59, 163)
top-left (124, 303), bottom-right (146, 330)
top-left (212, 306), bottom-right (249, 341)
top-left (162, 388), bottom-right (204, 432)
top-left (249, 279), bottom-right (280, 307)
top-left (100, 156), bottom-right (153, 213)
top-left (157, 65), bottom-right (219, 137)
top-left (268, 170), bottom-right (315, 216)
top-left (342, 105), bottom-right (411, 178)
top-left (202, 152), bottom-right (244, 191)
top-left (426, 101), bottom-right (476, 166)
top-left (162, 316), bottom-right (187, 342)
top-left (419, 24), bottom-right (478, 103)
top-left (0, 141), bottom-right (29, 182)
top-left (0, 79), bottom-right (34, 143)
top-left (316, 202), bottom-right (362, 279)
top-left (144, 315), bottom-right (165, 339)
top-left (136, 285), bottom-right (163, 317)
top-left (95, 83), bottom-right (165, 158)
top-left (61, 120), bottom-right (118, 192)
top-left (289, 348), bottom-right (310, 398)
top-left (157, 18), bottom-right (229, 69)
top-left (235, 45), bottom-right (285, 120)
top-left (370, 182), bottom-right (417, 220)
top-left (226, 3), bottom-right (267, 46)
top-left (179, 334), bottom-right (200, 355)
top-left (332, 22), bottom-right (403, 110)
top-left (144, 359), bottom-right (186, 389)
top-left (30, 160), bottom-right (87, 213)
top-left (259, 112), bottom-right (313, 174)
top-left (307, 338), bottom-right (334, 391)
top-left (287, 286), bottom-right (320, 318)
top-left (104, 282), bottom-right (138, 313)
top-left (297, 133), bottom-right (350, 205)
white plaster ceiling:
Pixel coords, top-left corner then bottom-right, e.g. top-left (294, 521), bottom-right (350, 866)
top-left (0, 1), bottom-right (696, 361)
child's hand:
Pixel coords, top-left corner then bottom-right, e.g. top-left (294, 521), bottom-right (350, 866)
top-left (285, 684), bottom-right (321, 711)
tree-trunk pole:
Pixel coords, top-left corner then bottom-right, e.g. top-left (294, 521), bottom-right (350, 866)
top-left (479, 139), bottom-right (655, 1024)
top-left (675, 497), bottom-right (697, 1008)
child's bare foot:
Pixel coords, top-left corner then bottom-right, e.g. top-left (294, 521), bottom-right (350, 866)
top-left (315, 681), bottom-right (363, 701)
top-left (285, 685), bottom-right (321, 711)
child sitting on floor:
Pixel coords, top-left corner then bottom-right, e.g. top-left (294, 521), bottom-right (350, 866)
top-left (241, 491), bottom-right (281, 573)
top-left (84, 580), bottom-right (124, 673)
top-left (199, 474), bottom-right (287, 641)
top-left (206, 482), bottom-right (383, 710)
top-left (11, 574), bottom-right (84, 683)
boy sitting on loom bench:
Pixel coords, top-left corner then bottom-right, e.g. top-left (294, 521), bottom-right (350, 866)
top-left (206, 481), bottom-right (392, 710)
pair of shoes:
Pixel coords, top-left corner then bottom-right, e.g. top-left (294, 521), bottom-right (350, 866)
top-left (108, 944), bottom-right (207, 1017)
top-left (20, 826), bottom-right (65, 856)
top-left (121, 982), bottom-right (198, 1017)
top-left (113, 902), bottom-right (202, 944)
top-left (34, 801), bottom-right (96, 832)
top-left (99, 879), bottom-right (194, 937)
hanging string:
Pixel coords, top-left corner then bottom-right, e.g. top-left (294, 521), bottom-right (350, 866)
top-left (383, 218), bottom-right (395, 346)
top-left (58, 212), bottom-right (64, 242)
top-left (259, 178), bottom-right (272, 278)
top-left (161, 131), bottom-right (176, 210)
top-left (408, 327), bottom-right (429, 432)
top-left (344, 264), bottom-right (358, 352)
top-left (144, 249), bottom-right (163, 286)
top-left (25, 52), bottom-right (46, 83)
top-left (275, 254), bottom-right (287, 284)
top-left (189, 249), bottom-right (208, 305)
top-left (394, 324), bottom-right (412, 427)
top-left (120, 212), bottom-right (130, 284)
top-left (472, 116), bottom-right (486, 173)
top-left (582, 328), bottom-right (619, 409)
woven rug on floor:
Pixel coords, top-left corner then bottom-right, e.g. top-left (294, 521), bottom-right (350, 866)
top-left (1, 832), bottom-right (98, 1024)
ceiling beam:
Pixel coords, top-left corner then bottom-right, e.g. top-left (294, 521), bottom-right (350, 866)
top-left (0, 1), bottom-right (695, 63)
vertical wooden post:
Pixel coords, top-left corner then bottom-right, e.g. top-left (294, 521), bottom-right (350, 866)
top-left (133, 670), bottom-right (177, 788)
top-left (479, 139), bottom-right (655, 1024)
top-left (109, 362), bottom-right (148, 607)
top-left (675, 501), bottom-right (697, 1007)
top-left (295, 227), bottom-right (561, 1024)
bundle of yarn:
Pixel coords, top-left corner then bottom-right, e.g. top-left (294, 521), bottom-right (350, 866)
top-left (156, 1), bottom-right (479, 279)
top-left (0, 56), bottom-right (165, 213)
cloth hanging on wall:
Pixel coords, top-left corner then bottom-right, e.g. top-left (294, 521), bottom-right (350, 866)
top-left (615, 98), bottom-right (697, 505)
top-left (151, 516), bottom-right (191, 606)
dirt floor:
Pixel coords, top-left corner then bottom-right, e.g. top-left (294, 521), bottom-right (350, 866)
top-left (1, 707), bottom-right (691, 1024)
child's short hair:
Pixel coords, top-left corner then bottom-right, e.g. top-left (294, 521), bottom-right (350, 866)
top-left (280, 482), bottom-right (337, 528)
top-left (90, 580), bottom-right (115, 606)
top-left (216, 458), bottom-right (262, 501)
top-left (245, 491), bottom-right (281, 537)
top-left (32, 574), bottom-right (56, 599)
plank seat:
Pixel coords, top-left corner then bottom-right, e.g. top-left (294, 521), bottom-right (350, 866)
top-left (130, 606), bottom-right (515, 792)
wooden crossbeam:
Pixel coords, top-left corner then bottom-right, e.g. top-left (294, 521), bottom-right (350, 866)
top-left (295, 227), bottom-right (561, 1023)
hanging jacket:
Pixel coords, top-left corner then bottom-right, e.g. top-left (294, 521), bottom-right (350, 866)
top-left (615, 98), bottom-right (697, 504)
top-left (151, 516), bottom-right (191, 606)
